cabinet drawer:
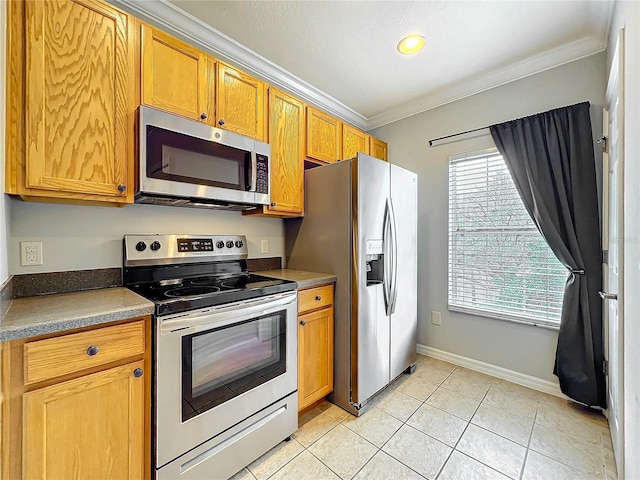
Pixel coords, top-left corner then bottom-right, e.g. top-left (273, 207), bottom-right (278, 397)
top-left (298, 285), bottom-right (333, 314)
top-left (24, 320), bottom-right (146, 385)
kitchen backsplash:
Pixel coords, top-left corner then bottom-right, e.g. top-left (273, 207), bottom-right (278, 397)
top-left (8, 198), bottom-right (285, 275)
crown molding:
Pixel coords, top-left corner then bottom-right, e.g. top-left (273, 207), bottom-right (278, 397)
top-left (111, 0), bottom-right (607, 132)
top-left (366, 36), bottom-right (607, 130)
top-left (109, 0), bottom-right (368, 130)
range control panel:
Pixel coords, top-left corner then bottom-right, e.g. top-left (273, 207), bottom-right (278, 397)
top-left (124, 234), bottom-right (248, 266)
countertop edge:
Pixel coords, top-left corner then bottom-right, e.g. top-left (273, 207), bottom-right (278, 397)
top-left (0, 304), bottom-right (155, 342)
top-left (259, 269), bottom-right (337, 290)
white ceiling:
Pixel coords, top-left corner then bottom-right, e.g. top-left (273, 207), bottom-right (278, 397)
top-left (124, 0), bottom-right (614, 129)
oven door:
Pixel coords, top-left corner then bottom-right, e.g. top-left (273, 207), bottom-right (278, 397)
top-left (155, 291), bottom-right (297, 469)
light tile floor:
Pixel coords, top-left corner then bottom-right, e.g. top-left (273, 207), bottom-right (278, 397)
top-left (230, 355), bottom-right (617, 480)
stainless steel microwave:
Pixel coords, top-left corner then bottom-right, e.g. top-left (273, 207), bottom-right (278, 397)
top-left (136, 106), bottom-right (270, 210)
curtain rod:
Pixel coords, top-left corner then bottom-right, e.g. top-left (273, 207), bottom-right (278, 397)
top-left (428, 101), bottom-right (591, 147)
top-left (428, 126), bottom-right (490, 147)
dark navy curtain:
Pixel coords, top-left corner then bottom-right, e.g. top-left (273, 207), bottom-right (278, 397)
top-left (490, 102), bottom-right (604, 408)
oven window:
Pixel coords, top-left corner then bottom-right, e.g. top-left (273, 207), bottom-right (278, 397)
top-left (146, 125), bottom-right (251, 191)
top-left (181, 311), bottom-right (287, 422)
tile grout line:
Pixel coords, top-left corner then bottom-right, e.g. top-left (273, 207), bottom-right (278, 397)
top-left (518, 403), bottom-right (539, 480)
top-left (434, 381), bottom-right (498, 480)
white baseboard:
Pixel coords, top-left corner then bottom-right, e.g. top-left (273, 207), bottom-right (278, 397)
top-left (417, 344), bottom-right (567, 398)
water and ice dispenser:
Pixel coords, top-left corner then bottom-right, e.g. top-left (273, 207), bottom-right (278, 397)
top-left (365, 239), bottom-right (384, 286)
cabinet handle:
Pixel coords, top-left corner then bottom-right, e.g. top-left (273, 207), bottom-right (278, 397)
top-left (315, 295), bottom-right (322, 301)
top-left (86, 345), bottom-right (99, 356)
top-left (133, 368), bottom-right (144, 378)
top-left (200, 112), bottom-right (208, 120)
top-left (270, 202), bottom-right (277, 207)
top-left (117, 184), bottom-right (126, 192)
top-left (299, 320), bottom-right (306, 326)
top-left (218, 119), bottom-right (225, 126)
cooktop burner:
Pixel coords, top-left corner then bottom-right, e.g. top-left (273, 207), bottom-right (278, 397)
top-left (122, 234), bottom-right (296, 316)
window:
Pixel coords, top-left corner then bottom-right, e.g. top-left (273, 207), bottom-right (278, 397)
top-left (448, 149), bottom-right (567, 328)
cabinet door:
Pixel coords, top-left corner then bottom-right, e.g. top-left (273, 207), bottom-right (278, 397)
top-left (298, 307), bottom-right (334, 410)
top-left (25, 0), bottom-right (132, 201)
top-left (369, 137), bottom-right (388, 162)
top-left (141, 25), bottom-right (214, 123)
top-left (342, 124), bottom-right (369, 160)
top-left (23, 361), bottom-right (145, 480)
top-left (217, 63), bottom-right (267, 141)
top-left (266, 88), bottom-right (305, 215)
top-left (306, 107), bottom-right (341, 163)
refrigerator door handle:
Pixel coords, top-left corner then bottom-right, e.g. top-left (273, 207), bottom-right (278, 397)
top-left (388, 198), bottom-right (399, 315)
top-left (383, 198), bottom-right (392, 314)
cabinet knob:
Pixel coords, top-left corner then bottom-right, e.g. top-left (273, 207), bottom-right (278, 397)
top-left (87, 345), bottom-right (99, 356)
top-left (133, 368), bottom-right (144, 378)
top-left (117, 184), bottom-right (127, 192)
top-left (270, 202), bottom-right (276, 207)
top-left (218, 119), bottom-right (225, 126)
top-left (200, 112), bottom-right (208, 120)
top-left (315, 295), bottom-right (322, 301)
top-left (299, 320), bottom-right (306, 326)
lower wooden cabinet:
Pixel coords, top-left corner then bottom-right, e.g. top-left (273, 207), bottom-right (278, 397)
top-left (1, 317), bottom-right (151, 480)
top-left (23, 361), bottom-right (145, 479)
top-left (297, 284), bottom-right (334, 411)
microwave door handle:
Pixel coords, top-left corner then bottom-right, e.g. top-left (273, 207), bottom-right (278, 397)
top-left (250, 151), bottom-right (258, 192)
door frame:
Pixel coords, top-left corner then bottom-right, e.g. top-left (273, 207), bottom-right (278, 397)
top-left (603, 28), bottom-right (625, 478)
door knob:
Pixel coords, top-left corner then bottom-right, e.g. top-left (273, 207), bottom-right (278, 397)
top-left (599, 291), bottom-right (618, 300)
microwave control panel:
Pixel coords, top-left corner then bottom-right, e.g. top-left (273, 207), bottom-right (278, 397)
top-left (256, 154), bottom-right (269, 194)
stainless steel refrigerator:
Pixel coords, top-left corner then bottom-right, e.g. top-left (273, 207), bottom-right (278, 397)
top-left (286, 153), bottom-right (417, 416)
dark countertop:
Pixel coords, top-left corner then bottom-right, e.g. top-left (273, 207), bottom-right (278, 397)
top-left (0, 287), bottom-right (154, 341)
top-left (260, 269), bottom-right (337, 289)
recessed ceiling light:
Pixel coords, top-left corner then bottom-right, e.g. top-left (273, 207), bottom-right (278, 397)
top-left (397, 34), bottom-right (425, 55)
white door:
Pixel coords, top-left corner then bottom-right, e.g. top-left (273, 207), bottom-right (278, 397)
top-left (603, 29), bottom-right (624, 477)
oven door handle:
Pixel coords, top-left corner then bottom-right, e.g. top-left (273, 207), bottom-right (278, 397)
top-left (160, 292), bottom-right (297, 334)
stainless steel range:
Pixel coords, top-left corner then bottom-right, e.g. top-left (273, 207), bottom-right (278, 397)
top-left (123, 234), bottom-right (298, 480)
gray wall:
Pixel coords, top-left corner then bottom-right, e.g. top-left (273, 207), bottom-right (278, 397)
top-left (9, 199), bottom-right (284, 274)
top-left (608, 2), bottom-right (640, 477)
top-left (370, 53), bottom-right (606, 382)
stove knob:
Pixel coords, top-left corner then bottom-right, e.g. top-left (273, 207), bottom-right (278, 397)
top-left (216, 241), bottom-right (225, 249)
top-left (150, 241), bottom-right (162, 251)
top-left (226, 241), bottom-right (234, 248)
top-left (135, 241), bottom-right (147, 252)
top-left (235, 240), bottom-right (244, 248)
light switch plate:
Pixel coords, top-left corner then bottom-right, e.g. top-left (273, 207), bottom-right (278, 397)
top-left (261, 239), bottom-right (269, 254)
top-left (431, 311), bottom-right (442, 326)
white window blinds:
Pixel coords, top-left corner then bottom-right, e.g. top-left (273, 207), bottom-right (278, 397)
top-left (448, 149), bottom-right (567, 327)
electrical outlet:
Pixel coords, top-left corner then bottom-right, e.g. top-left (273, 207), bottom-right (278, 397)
top-left (20, 241), bottom-right (43, 266)
top-left (431, 311), bottom-right (442, 326)
top-left (261, 239), bottom-right (269, 254)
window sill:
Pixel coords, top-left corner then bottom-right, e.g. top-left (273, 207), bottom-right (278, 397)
top-left (448, 305), bottom-right (560, 331)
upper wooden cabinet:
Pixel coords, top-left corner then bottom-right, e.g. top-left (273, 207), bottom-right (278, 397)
top-left (342, 124), bottom-right (369, 160)
top-left (306, 107), bottom-right (342, 163)
top-left (216, 63), bottom-right (267, 141)
top-left (5, 0), bottom-right (138, 204)
top-left (141, 25), bottom-right (214, 124)
top-left (369, 137), bottom-right (388, 162)
top-left (246, 88), bottom-right (304, 217)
